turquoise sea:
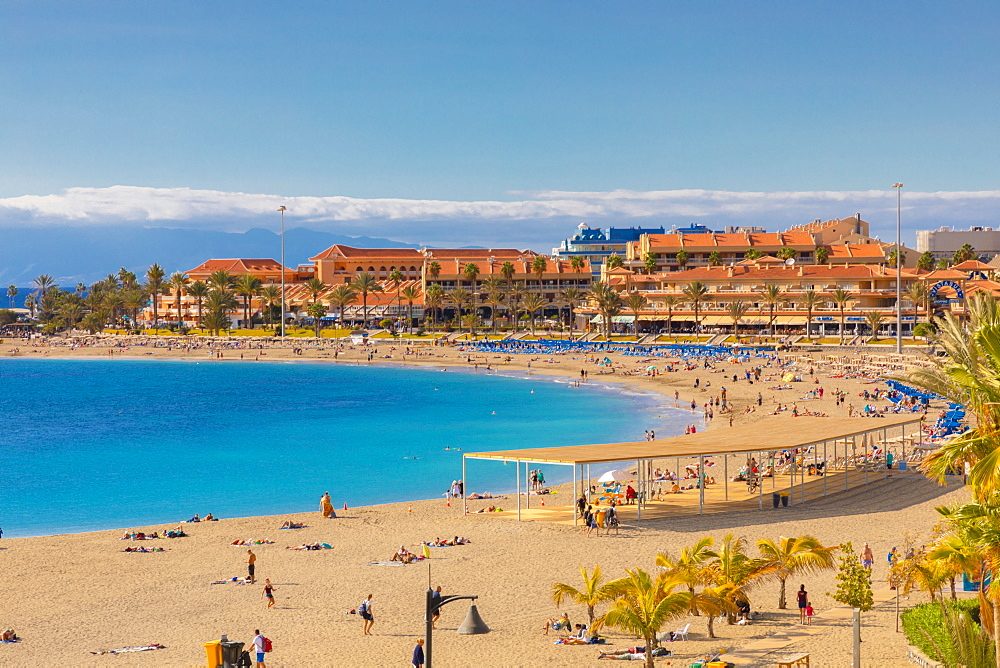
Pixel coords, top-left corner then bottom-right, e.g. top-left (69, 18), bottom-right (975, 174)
top-left (0, 358), bottom-right (693, 538)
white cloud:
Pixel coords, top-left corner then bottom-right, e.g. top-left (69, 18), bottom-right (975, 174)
top-left (2, 185), bottom-right (999, 248)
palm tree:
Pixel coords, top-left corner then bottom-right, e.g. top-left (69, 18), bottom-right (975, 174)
top-left (673, 249), bottom-right (689, 270)
top-left (24, 294), bottom-right (36, 319)
top-left (908, 282), bottom-right (928, 326)
top-left (599, 570), bottom-right (694, 668)
top-left (388, 269), bottom-right (405, 323)
top-left (506, 282), bottom-right (526, 332)
top-left (122, 289), bottom-right (146, 329)
top-left (954, 243), bottom-right (978, 265)
top-left (756, 535), bottom-right (836, 609)
top-left (745, 248), bottom-right (763, 261)
top-left (708, 250), bottom-right (723, 267)
top-left (682, 281), bottom-right (709, 332)
top-left (306, 302), bottom-right (327, 337)
top-left (500, 261), bottom-right (516, 286)
top-left (561, 287), bottom-right (588, 340)
top-left (661, 294), bottom-right (681, 337)
top-left (463, 263), bottom-right (481, 324)
top-left (326, 284), bottom-right (357, 330)
top-left (624, 293), bottom-right (648, 339)
top-left (187, 281), bottom-right (210, 329)
top-left (144, 264), bottom-right (165, 330)
top-left (935, 502), bottom-right (1000, 663)
top-left (552, 565), bottom-right (615, 630)
top-left (656, 536), bottom-right (717, 613)
top-left (7, 285), bottom-right (18, 309)
top-left (32, 274), bottom-right (56, 301)
top-left (727, 299), bottom-right (750, 338)
top-left (232, 274), bottom-right (263, 329)
top-left (521, 293), bottom-right (547, 336)
top-left (831, 288), bottom-right (853, 344)
top-left (705, 533), bottom-right (773, 625)
top-left (800, 289), bottom-right (822, 341)
top-left (350, 272), bottom-right (383, 329)
top-left (777, 246), bottom-right (796, 261)
top-left (399, 284), bottom-right (421, 333)
top-left (606, 254), bottom-right (624, 270)
top-left (449, 287), bottom-right (471, 331)
top-left (167, 272), bottom-right (190, 329)
top-left (864, 311), bottom-right (885, 342)
top-left (917, 251), bottom-right (936, 271)
top-left (207, 269), bottom-right (235, 291)
top-left (643, 252), bottom-right (658, 274)
top-left (424, 284), bottom-right (445, 331)
top-left (531, 255), bottom-right (548, 290)
top-left (590, 282), bottom-right (623, 340)
top-left (888, 247), bottom-right (906, 267)
top-left (902, 293), bottom-right (1000, 496)
top-left (258, 285), bottom-right (280, 329)
top-left (760, 285), bottom-right (785, 337)
top-left (75, 282), bottom-right (87, 296)
top-left (202, 289), bottom-right (237, 336)
top-left (815, 245), bottom-right (830, 264)
top-left (427, 261), bottom-right (442, 283)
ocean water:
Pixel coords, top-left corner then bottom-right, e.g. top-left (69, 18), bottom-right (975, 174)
top-left (0, 358), bottom-right (694, 538)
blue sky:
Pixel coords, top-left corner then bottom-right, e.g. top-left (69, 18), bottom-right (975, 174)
top-left (1, 1), bottom-right (998, 247)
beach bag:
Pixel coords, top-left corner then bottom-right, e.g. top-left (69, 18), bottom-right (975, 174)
top-left (263, 637), bottom-right (273, 653)
top-left (237, 650), bottom-right (253, 667)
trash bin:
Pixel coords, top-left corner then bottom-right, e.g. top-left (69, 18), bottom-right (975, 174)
top-left (203, 640), bottom-right (222, 668)
top-left (898, 461), bottom-right (908, 472)
top-left (772, 492), bottom-right (780, 508)
top-left (220, 641), bottom-right (245, 668)
top-left (781, 493), bottom-right (789, 507)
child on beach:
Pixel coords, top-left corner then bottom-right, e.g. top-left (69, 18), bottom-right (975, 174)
top-left (805, 602), bottom-right (814, 624)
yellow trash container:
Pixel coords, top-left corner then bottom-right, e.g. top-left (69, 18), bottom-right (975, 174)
top-left (422, 544), bottom-right (431, 559)
top-left (203, 640), bottom-right (222, 668)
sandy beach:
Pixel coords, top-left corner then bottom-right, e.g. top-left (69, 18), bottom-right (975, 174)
top-left (0, 336), bottom-right (964, 666)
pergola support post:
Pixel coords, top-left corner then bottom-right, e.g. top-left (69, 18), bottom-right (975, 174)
top-left (698, 454), bottom-right (705, 515)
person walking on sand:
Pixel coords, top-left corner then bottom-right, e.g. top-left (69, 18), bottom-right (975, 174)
top-left (359, 594), bottom-right (375, 635)
top-left (251, 629), bottom-right (267, 668)
top-left (796, 584), bottom-right (808, 624)
top-left (247, 549), bottom-right (257, 584)
top-left (431, 586), bottom-right (442, 629)
top-left (860, 543), bottom-right (874, 569)
top-left (262, 578), bottom-right (276, 608)
top-left (412, 638), bottom-right (425, 668)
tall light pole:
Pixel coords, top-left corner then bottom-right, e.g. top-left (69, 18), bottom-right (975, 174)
top-left (892, 183), bottom-right (903, 353)
top-left (278, 206), bottom-right (287, 338)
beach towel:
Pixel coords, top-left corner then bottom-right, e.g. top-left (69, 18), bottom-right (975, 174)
top-left (365, 561), bottom-right (408, 566)
top-left (91, 644), bottom-right (166, 655)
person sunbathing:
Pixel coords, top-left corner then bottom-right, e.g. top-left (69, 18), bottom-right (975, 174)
top-left (280, 521), bottom-right (305, 529)
top-left (390, 546), bottom-right (415, 562)
top-left (1, 629), bottom-right (18, 642)
top-left (670, 483), bottom-right (681, 494)
top-left (204, 513), bottom-right (215, 521)
top-left (543, 613), bottom-right (571, 635)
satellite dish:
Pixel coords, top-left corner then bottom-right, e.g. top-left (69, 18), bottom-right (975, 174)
top-left (785, 258), bottom-right (795, 266)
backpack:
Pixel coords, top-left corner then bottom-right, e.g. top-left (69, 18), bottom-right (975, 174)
top-left (263, 637), bottom-right (273, 653)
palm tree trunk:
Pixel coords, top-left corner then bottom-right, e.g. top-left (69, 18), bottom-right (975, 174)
top-left (708, 614), bottom-right (716, 638)
top-left (993, 599), bottom-right (1000, 668)
top-left (778, 578), bottom-right (787, 609)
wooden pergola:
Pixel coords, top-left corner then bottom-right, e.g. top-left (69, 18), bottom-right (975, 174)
top-left (462, 415), bottom-right (923, 523)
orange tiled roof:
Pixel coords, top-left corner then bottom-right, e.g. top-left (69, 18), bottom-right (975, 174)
top-left (310, 245), bottom-right (424, 261)
top-left (284, 279), bottom-right (425, 307)
top-left (423, 248), bottom-right (536, 260)
top-left (922, 269), bottom-right (968, 281)
top-left (646, 232), bottom-right (815, 249)
top-left (657, 264), bottom-right (918, 281)
top-left (825, 244), bottom-right (886, 259)
top-left (951, 260), bottom-right (993, 271)
top-left (187, 258), bottom-right (294, 274)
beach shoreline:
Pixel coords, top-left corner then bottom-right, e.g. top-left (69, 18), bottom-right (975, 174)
top-left (0, 336), bottom-right (959, 667)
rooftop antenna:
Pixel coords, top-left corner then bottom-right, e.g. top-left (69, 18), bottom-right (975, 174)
top-left (785, 258), bottom-right (795, 266)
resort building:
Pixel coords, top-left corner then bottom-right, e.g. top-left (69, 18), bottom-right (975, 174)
top-left (916, 226), bottom-right (998, 262)
top-left (552, 223), bottom-right (666, 276)
top-left (583, 258), bottom-right (1000, 339)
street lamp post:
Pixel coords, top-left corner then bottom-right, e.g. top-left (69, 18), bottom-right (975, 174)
top-left (277, 206), bottom-right (287, 338)
top-left (892, 183), bottom-right (903, 353)
top-left (424, 588), bottom-right (490, 668)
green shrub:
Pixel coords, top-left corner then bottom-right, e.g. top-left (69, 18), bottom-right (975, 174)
top-left (902, 599), bottom-right (987, 667)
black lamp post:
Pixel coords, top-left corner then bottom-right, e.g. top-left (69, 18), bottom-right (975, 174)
top-left (424, 588), bottom-right (490, 668)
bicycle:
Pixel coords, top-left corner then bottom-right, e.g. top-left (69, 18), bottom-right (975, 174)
top-left (747, 475), bottom-right (761, 494)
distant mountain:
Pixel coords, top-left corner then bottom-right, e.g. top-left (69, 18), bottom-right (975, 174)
top-left (0, 225), bottom-right (419, 286)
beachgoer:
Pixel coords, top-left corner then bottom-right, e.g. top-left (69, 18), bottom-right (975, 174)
top-left (412, 638), bottom-right (425, 668)
top-left (247, 549), bottom-right (257, 584)
top-left (543, 612), bottom-right (571, 635)
top-left (262, 579), bottom-right (275, 608)
top-left (321, 492), bottom-right (333, 518)
top-left (360, 594), bottom-right (375, 635)
top-left (796, 584), bottom-right (808, 624)
top-left (860, 543), bottom-right (874, 569)
top-left (888, 546), bottom-right (899, 589)
top-left (606, 502), bottom-right (619, 535)
top-left (252, 629), bottom-right (267, 668)
top-left (431, 586), bottom-right (442, 629)
top-left (805, 602), bottom-right (814, 625)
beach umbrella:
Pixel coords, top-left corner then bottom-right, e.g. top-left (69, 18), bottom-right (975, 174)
top-left (598, 469), bottom-right (632, 483)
